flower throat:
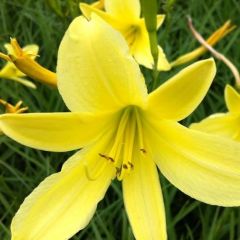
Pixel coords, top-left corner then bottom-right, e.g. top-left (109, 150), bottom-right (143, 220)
top-left (99, 106), bottom-right (146, 180)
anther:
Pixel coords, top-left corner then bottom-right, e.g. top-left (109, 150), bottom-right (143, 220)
top-left (108, 157), bottom-right (115, 162)
top-left (99, 153), bottom-right (115, 163)
top-left (127, 161), bottom-right (134, 169)
top-left (122, 164), bottom-right (128, 169)
top-left (140, 148), bottom-right (147, 154)
top-left (116, 167), bottom-right (121, 176)
top-left (99, 153), bottom-right (108, 158)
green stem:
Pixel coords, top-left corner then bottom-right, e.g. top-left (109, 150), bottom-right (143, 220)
top-left (140, 0), bottom-right (159, 91)
top-left (152, 63), bottom-right (159, 91)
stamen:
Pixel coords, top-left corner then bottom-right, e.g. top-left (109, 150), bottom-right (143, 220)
top-left (84, 164), bottom-right (99, 181)
top-left (122, 164), bottom-right (128, 169)
top-left (108, 108), bottom-right (131, 166)
top-left (115, 167), bottom-right (121, 176)
top-left (108, 157), bottom-right (115, 162)
top-left (135, 108), bottom-right (146, 154)
top-left (140, 148), bottom-right (147, 154)
top-left (118, 111), bottom-right (136, 180)
top-left (84, 155), bottom-right (108, 181)
top-left (98, 153), bottom-right (106, 158)
top-left (99, 153), bottom-right (115, 162)
top-left (98, 107), bottom-right (145, 181)
top-left (128, 161), bottom-right (134, 169)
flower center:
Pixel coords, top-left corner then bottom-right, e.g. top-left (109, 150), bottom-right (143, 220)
top-left (99, 106), bottom-right (146, 180)
top-left (122, 25), bottom-right (140, 47)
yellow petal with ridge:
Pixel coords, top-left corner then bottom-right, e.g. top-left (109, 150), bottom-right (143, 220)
top-left (225, 84), bottom-right (240, 113)
top-left (11, 141), bottom-right (115, 240)
top-left (146, 59), bottom-right (216, 121)
top-left (123, 150), bottom-right (166, 240)
top-left (145, 118), bottom-right (240, 206)
top-left (0, 112), bottom-right (115, 151)
top-left (191, 113), bottom-right (240, 140)
top-left (57, 15), bottom-right (147, 114)
top-left (105, 0), bottom-right (140, 23)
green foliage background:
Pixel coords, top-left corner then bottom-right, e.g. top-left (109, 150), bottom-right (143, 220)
top-left (0, 0), bottom-right (240, 239)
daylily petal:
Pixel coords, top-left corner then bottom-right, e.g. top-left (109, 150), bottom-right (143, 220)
top-left (0, 61), bottom-right (26, 78)
top-left (145, 118), bottom-right (240, 206)
top-left (57, 15), bottom-right (147, 113)
top-left (4, 43), bottom-right (14, 55)
top-left (79, 4), bottom-right (169, 71)
top-left (11, 142), bottom-right (115, 240)
top-left (104, 0), bottom-right (140, 22)
top-left (123, 152), bottom-right (166, 240)
top-left (0, 65), bottom-right (36, 88)
top-left (4, 43), bottom-right (39, 60)
top-left (10, 77), bottom-right (36, 89)
top-left (80, 3), bottom-right (135, 39)
top-left (191, 113), bottom-right (240, 140)
top-left (22, 45), bottom-right (39, 59)
top-left (80, 3), bottom-right (120, 28)
top-left (0, 112), bottom-right (115, 152)
top-left (157, 15), bottom-right (165, 29)
top-left (146, 59), bottom-right (216, 121)
top-left (91, 0), bottom-right (104, 10)
top-left (82, 1), bottom-right (164, 29)
top-left (225, 85), bottom-right (240, 113)
top-left (131, 19), bottom-right (171, 71)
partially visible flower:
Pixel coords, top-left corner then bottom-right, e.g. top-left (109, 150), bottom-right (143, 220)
top-left (171, 20), bottom-right (236, 67)
top-left (185, 17), bottom-right (240, 88)
top-left (191, 85), bottom-right (240, 141)
top-left (0, 38), bottom-right (57, 87)
top-left (1, 16), bottom-right (240, 240)
top-left (0, 98), bottom-right (28, 134)
top-left (80, 0), bottom-right (171, 71)
top-left (0, 42), bottom-right (38, 88)
top-left (0, 98), bottom-right (28, 114)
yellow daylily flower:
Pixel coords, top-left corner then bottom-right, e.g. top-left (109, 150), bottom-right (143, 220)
top-left (0, 99), bottom-right (28, 114)
top-left (0, 42), bottom-right (38, 88)
top-left (2, 15), bottom-right (240, 240)
top-left (80, 0), bottom-right (171, 71)
top-left (171, 20), bottom-right (236, 67)
top-left (0, 38), bottom-right (57, 87)
top-left (191, 85), bottom-right (240, 141)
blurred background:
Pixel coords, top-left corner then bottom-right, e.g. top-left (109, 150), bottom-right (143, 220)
top-left (0, 0), bottom-right (240, 239)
